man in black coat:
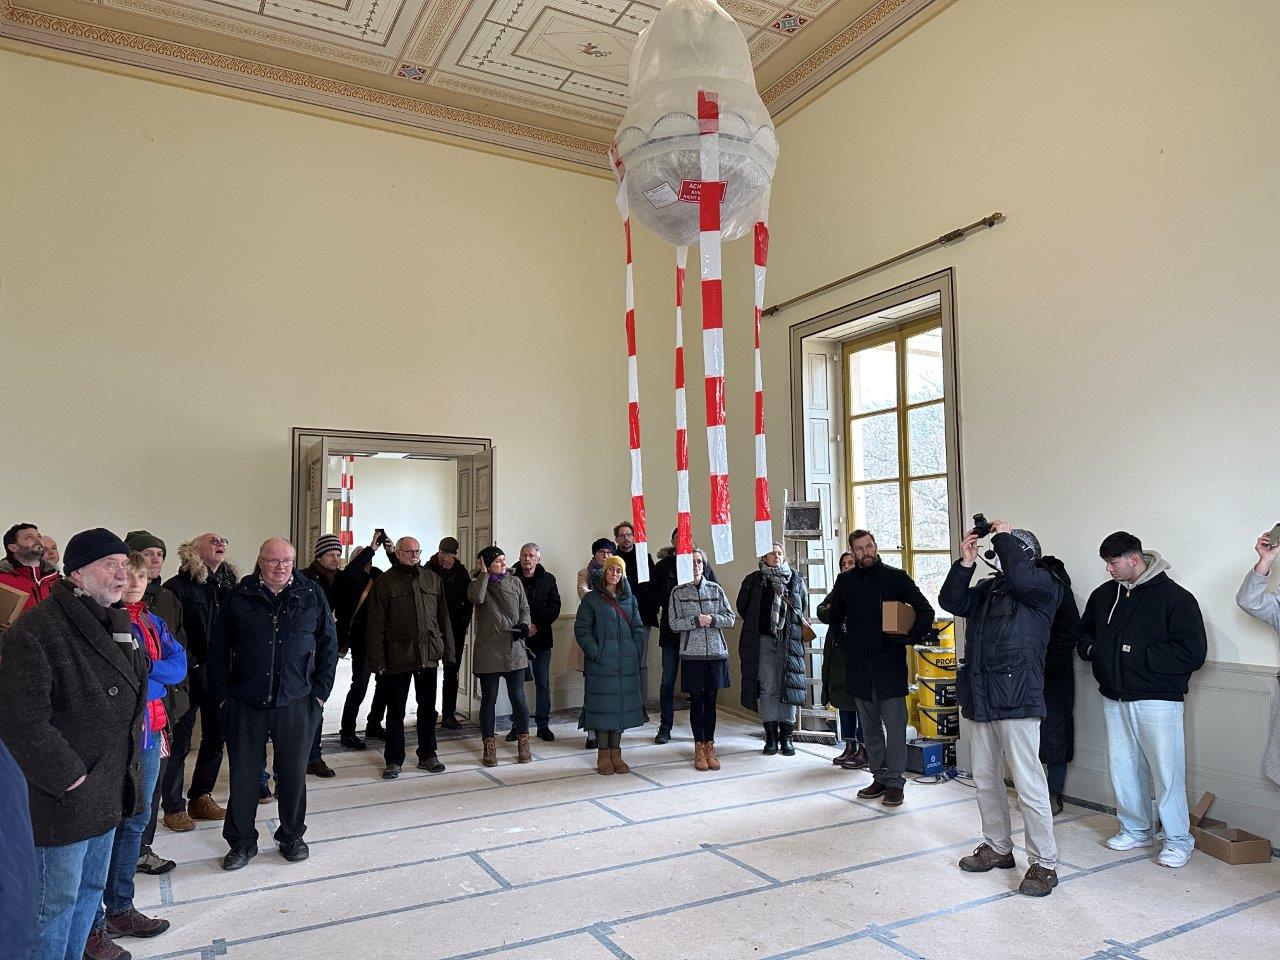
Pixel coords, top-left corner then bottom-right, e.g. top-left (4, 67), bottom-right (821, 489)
top-left (652, 528), bottom-right (718, 744)
top-left (0, 529), bottom-right (147, 960)
top-left (513, 543), bottom-right (562, 741)
top-left (940, 520), bottom-right (1061, 897)
top-left (426, 537), bottom-right (473, 730)
top-left (208, 538), bottom-right (337, 871)
top-left (1038, 555), bottom-right (1083, 815)
top-left (298, 533), bottom-right (345, 778)
top-left (614, 520), bottom-right (657, 718)
top-left (822, 530), bottom-right (933, 807)
top-left (1079, 531), bottom-right (1206, 869)
top-left (335, 534), bottom-right (392, 749)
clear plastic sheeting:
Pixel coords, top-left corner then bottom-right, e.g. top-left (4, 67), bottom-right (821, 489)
top-left (611, 0), bottom-right (778, 246)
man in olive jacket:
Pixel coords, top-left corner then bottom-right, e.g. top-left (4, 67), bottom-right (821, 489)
top-left (0, 528), bottom-right (147, 960)
top-left (366, 537), bottom-right (453, 779)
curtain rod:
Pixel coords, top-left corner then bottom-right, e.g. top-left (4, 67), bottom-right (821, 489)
top-left (761, 211), bottom-right (1005, 318)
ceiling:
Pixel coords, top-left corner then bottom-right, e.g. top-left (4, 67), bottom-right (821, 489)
top-left (2, 0), bottom-right (944, 171)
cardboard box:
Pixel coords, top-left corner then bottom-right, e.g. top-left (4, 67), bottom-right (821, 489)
top-left (1189, 792), bottom-right (1272, 865)
top-left (0, 582), bottom-right (27, 628)
top-left (882, 602), bottom-right (916, 635)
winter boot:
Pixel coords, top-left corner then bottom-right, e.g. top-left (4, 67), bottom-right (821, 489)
top-left (762, 722), bottom-right (779, 755)
top-left (517, 733), bottom-right (532, 764)
top-left (832, 742), bottom-right (855, 765)
top-left (610, 747), bottom-right (630, 775)
top-left (596, 748), bottom-right (615, 775)
top-left (481, 737), bottom-right (498, 768)
top-left (704, 741), bottom-right (721, 771)
top-left (694, 742), bottom-right (709, 771)
top-left (778, 722), bottom-right (796, 756)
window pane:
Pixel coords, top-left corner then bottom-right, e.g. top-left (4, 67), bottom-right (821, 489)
top-left (879, 551), bottom-right (904, 570)
top-left (853, 482), bottom-right (902, 549)
top-left (911, 553), bottom-right (953, 619)
top-left (908, 403), bottom-right (946, 476)
top-left (906, 327), bottom-right (944, 404)
top-left (848, 341), bottom-right (897, 414)
top-left (850, 411), bottom-right (899, 481)
top-left (910, 477), bottom-right (950, 550)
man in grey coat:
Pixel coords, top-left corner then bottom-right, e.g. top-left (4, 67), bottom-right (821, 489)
top-left (1236, 529), bottom-right (1280, 786)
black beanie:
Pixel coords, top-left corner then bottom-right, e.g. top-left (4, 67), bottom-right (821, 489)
top-left (64, 528), bottom-right (131, 575)
top-left (478, 545), bottom-right (505, 568)
top-left (125, 530), bottom-right (167, 557)
top-left (591, 538), bottom-right (616, 556)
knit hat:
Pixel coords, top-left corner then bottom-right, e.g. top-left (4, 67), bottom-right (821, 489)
top-left (591, 538), bottom-right (617, 556)
top-left (64, 528), bottom-right (131, 575)
top-left (1010, 529), bottom-right (1042, 560)
top-left (438, 537), bottom-right (459, 555)
top-left (125, 530), bottom-right (167, 557)
top-left (314, 534), bottom-right (342, 560)
top-left (478, 545), bottom-right (505, 568)
top-left (601, 555), bottom-right (627, 576)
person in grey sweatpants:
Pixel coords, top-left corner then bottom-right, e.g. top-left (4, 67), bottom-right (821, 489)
top-left (939, 519), bottom-right (1061, 898)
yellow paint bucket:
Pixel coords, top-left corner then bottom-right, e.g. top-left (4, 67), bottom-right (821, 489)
top-left (915, 645), bottom-right (957, 679)
top-left (916, 675), bottom-right (957, 709)
top-left (906, 685), bottom-right (920, 726)
top-left (918, 705), bottom-right (960, 739)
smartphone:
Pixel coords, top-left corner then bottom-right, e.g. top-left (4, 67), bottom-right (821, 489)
top-left (1267, 523), bottom-right (1280, 547)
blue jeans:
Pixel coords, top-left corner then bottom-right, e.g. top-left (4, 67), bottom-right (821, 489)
top-left (528, 647), bottom-right (552, 727)
top-left (94, 738), bottom-right (161, 927)
top-left (839, 709), bottom-right (861, 744)
top-left (1102, 698), bottom-right (1193, 853)
top-left (28, 828), bottom-right (115, 960)
top-left (659, 646), bottom-right (680, 730)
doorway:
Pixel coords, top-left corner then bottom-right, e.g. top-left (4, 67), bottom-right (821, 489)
top-left (289, 428), bottom-right (494, 730)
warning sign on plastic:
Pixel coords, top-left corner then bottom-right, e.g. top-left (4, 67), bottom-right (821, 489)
top-left (678, 180), bottom-right (727, 203)
top-left (643, 183), bottom-right (680, 208)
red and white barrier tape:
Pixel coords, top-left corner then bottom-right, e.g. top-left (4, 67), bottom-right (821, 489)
top-left (619, 179), bottom-right (650, 581)
top-left (673, 244), bottom-right (694, 585)
top-left (753, 221), bottom-right (773, 558)
top-left (698, 89), bottom-right (732, 564)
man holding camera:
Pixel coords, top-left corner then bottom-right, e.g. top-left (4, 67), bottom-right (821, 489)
top-left (940, 517), bottom-right (1061, 897)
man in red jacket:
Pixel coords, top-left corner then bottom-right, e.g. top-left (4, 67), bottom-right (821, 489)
top-left (1, 522), bottom-right (62, 614)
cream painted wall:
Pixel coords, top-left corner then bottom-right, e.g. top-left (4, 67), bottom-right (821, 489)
top-left (0, 50), bottom-right (621, 594)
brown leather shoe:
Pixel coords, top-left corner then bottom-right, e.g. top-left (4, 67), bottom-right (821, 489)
top-left (832, 742), bottom-right (854, 766)
top-left (481, 736), bottom-right (498, 768)
top-left (188, 793), bottom-right (226, 821)
top-left (1019, 863), bottom-right (1059, 897)
top-left (882, 786), bottom-right (904, 807)
top-left (694, 742), bottom-right (709, 771)
top-left (83, 927), bottom-right (130, 960)
top-left (106, 907), bottom-right (170, 938)
top-left (610, 747), bottom-right (630, 774)
top-left (516, 733), bottom-right (532, 764)
top-left (162, 810), bottom-right (195, 833)
top-left (856, 781), bottom-right (888, 799)
top-left (840, 746), bottom-right (870, 770)
top-left (959, 843), bottom-right (1017, 873)
top-left (704, 741), bottom-right (721, 771)
top-left (596, 747), bottom-right (615, 775)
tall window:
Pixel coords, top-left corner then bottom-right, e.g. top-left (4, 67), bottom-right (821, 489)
top-left (842, 319), bottom-right (952, 613)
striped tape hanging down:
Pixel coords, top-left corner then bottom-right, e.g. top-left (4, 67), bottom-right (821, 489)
top-left (673, 244), bottom-right (694, 586)
top-left (619, 179), bottom-right (650, 582)
top-left (697, 89), bottom-right (733, 565)
top-left (339, 455), bottom-right (355, 548)
top-left (752, 221), bottom-right (774, 558)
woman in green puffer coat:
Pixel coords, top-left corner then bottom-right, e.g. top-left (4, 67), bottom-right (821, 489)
top-left (575, 555), bottom-right (645, 775)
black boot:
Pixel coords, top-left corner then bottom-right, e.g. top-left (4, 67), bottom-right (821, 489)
top-left (779, 722), bottom-right (796, 756)
top-left (762, 722), bottom-right (779, 755)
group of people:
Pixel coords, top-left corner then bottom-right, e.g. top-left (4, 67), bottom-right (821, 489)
top-left (1, 512), bottom-right (1277, 958)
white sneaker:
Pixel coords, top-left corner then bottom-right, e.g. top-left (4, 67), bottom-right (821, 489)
top-left (1106, 832), bottom-right (1154, 851)
top-left (1157, 845), bottom-right (1192, 868)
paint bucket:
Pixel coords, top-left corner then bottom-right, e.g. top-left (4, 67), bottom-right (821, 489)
top-left (915, 646), bottom-right (957, 679)
top-left (918, 705), bottom-right (960, 739)
top-left (916, 675), bottom-right (957, 709)
top-left (906, 686), bottom-right (920, 727)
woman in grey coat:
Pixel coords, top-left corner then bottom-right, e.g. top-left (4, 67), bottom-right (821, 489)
top-left (1235, 530), bottom-right (1280, 786)
top-left (575, 556), bottom-right (645, 775)
top-left (468, 546), bottom-right (532, 767)
top-left (668, 550), bottom-right (735, 771)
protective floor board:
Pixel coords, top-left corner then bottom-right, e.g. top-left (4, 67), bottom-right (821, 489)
top-left (1138, 896), bottom-right (1280, 960)
top-left (605, 762), bottom-right (850, 823)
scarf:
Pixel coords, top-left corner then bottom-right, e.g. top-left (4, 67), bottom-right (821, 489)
top-left (759, 560), bottom-right (793, 637)
top-left (488, 572), bottom-right (505, 583)
top-left (586, 557), bottom-right (605, 585)
top-left (126, 600), bottom-right (169, 754)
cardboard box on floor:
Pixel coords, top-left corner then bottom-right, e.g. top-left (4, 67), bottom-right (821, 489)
top-left (1189, 792), bottom-right (1272, 864)
top-left (882, 602), bottom-right (916, 635)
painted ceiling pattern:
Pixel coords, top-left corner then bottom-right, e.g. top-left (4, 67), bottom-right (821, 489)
top-left (1, 0), bottom-right (942, 168)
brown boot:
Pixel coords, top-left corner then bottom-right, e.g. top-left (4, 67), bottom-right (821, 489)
top-left (1019, 863), bottom-right (1059, 897)
top-left (694, 742), bottom-right (709, 771)
top-left (482, 737), bottom-right (498, 768)
top-left (610, 747), bottom-right (630, 774)
top-left (832, 742), bottom-right (855, 766)
top-left (704, 741), bottom-right (721, 771)
top-left (188, 793), bottom-right (226, 821)
top-left (105, 907), bottom-right (170, 938)
top-left (596, 748), bottom-right (615, 775)
top-left (83, 927), bottom-right (130, 960)
top-left (162, 810), bottom-right (195, 833)
top-left (958, 843), bottom-right (1017, 873)
top-left (516, 733), bottom-right (532, 764)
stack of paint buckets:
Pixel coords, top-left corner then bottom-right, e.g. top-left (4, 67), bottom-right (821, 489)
top-left (907, 620), bottom-right (958, 774)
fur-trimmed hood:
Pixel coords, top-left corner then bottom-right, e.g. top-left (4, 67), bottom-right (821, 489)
top-left (176, 541), bottom-right (238, 584)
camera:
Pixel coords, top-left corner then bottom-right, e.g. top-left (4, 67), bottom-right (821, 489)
top-left (971, 513), bottom-right (992, 539)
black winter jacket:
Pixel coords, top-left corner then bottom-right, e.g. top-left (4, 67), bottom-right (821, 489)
top-left (144, 577), bottom-right (191, 723)
top-left (736, 568), bottom-right (808, 712)
top-left (331, 546), bottom-right (383, 651)
top-left (822, 559), bottom-right (934, 701)
top-left (0, 582), bottom-right (148, 845)
top-left (939, 533), bottom-right (1061, 723)
top-left (163, 562), bottom-right (237, 668)
top-left (514, 564), bottom-right (562, 652)
top-left (426, 556), bottom-right (473, 644)
top-left (1079, 555), bottom-right (1206, 702)
top-left (1039, 556), bottom-right (1083, 765)
top-left (207, 574), bottom-right (338, 709)
top-left (617, 546), bottom-right (659, 627)
top-left (653, 549), bottom-right (718, 649)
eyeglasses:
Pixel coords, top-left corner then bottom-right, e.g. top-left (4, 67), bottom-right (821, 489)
top-left (259, 558), bottom-right (295, 567)
top-left (96, 560), bottom-right (133, 576)
top-left (398, 549), bottom-right (423, 557)
top-left (208, 538), bottom-right (230, 547)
